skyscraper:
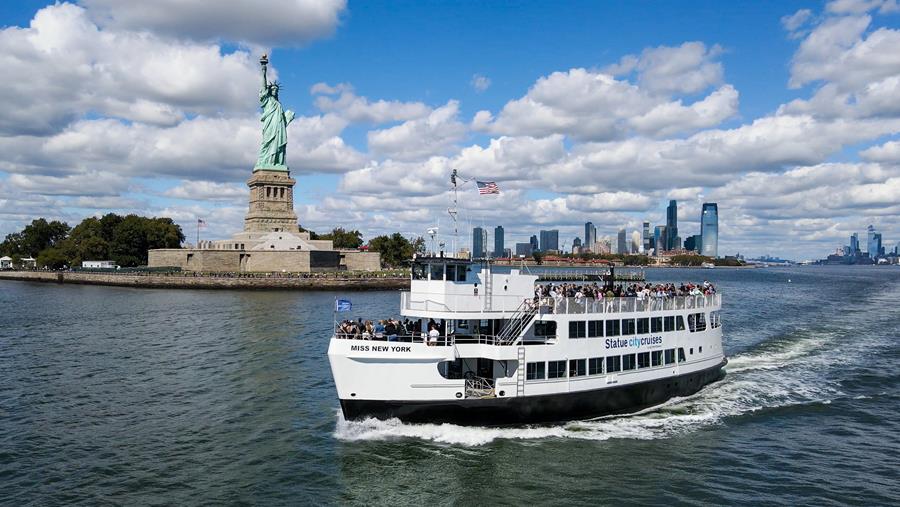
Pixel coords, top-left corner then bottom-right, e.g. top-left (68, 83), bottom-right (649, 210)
top-left (539, 230), bottom-right (559, 252)
top-left (515, 242), bottom-right (532, 256)
top-left (472, 227), bottom-right (487, 258)
top-left (584, 222), bottom-right (596, 252)
top-left (700, 203), bottom-right (718, 258)
top-left (850, 233), bottom-right (860, 255)
top-left (617, 228), bottom-right (627, 255)
top-left (654, 226), bottom-right (667, 255)
top-left (642, 221), bottom-right (651, 252)
top-left (493, 225), bottom-right (505, 258)
top-left (572, 237), bottom-right (582, 253)
top-left (867, 225), bottom-right (883, 257)
top-left (529, 235), bottom-right (539, 252)
top-left (666, 200), bottom-right (678, 251)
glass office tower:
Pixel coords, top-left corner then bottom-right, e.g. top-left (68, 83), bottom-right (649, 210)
top-left (700, 203), bottom-right (718, 258)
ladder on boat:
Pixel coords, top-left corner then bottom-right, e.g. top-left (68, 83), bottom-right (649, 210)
top-left (496, 300), bottom-right (538, 345)
top-left (483, 262), bottom-right (493, 312)
top-left (516, 346), bottom-right (526, 396)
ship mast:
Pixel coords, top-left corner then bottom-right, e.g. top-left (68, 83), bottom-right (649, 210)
top-left (448, 169), bottom-right (459, 257)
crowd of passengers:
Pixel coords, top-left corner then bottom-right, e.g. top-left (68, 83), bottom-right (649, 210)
top-left (529, 281), bottom-right (716, 311)
top-left (336, 317), bottom-right (448, 345)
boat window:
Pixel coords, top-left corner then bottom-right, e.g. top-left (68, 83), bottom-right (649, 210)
top-left (588, 320), bottom-right (603, 338)
top-left (412, 263), bottom-right (427, 280)
top-left (569, 359), bottom-right (586, 377)
top-left (651, 317), bottom-right (663, 333)
top-left (446, 264), bottom-right (457, 281)
top-left (676, 316), bottom-right (686, 331)
top-left (606, 356), bottom-right (621, 373)
top-left (534, 321), bottom-right (557, 337)
top-left (637, 318), bottom-right (650, 334)
top-left (637, 352), bottom-right (650, 369)
top-left (437, 359), bottom-right (463, 379)
top-left (622, 354), bottom-right (636, 371)
top-left (678, 348), bottom-right (686, 363)
top-left (621, 318), bottom-right (636, 336)
top-left (664, 349), bottom-right (676, 365)
top-left (687, 312), bottom-right (707, 332)
top-left (710, 310), bottom-right (721, 328)
top-left (664, 316), bottom-right (675, 332)
top-left (430, 263), bottom-right (444, 281)
top-left (651, 350), bottom-right (663, 366)
top-left (526, 362), bottom-right (545, 380)
top-left (548, 360), bottom-right (567, 378)
top-left (569, 321), bottom-right (586, 339)
top-left (456, 266), bottom-right (467, 282)
top-left (605, 319), bottom-right (620, 337)
top-left (589, 357), bottom-right (603, 375)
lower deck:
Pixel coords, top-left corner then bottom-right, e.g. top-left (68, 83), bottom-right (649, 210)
top-left (340, 359), bottom-right (727, 425)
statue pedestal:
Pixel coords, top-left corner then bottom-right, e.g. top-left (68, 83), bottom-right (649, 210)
top-left (253, 163), bottom-right (289, 173)
top-left (243, 169), bottom-right (300, 233)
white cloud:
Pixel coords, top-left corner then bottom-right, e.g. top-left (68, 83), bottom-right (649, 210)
top-left (471, 74), bottom-right (491, 92)
top-left (0, 3), bottom-right (260, 136)
top-left (607, 41), bottom-right (725, 95)
top-left (474, 66), bottom-right (737, 141)
top-left (860, 139), bottom-right (900, 161)
top-left (81, 0), bottom-right (346, 46)
top-left (367, 101), bottom-right (467, 160)
top-left (164, 180), bottom-right (247, 202)
top-left (312, 83), bottom-right (432, 123)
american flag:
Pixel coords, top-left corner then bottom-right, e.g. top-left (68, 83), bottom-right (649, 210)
top-left (476, 181), bottom-right (500, 195)
top-left (197, 218), bottom-right (207, 228)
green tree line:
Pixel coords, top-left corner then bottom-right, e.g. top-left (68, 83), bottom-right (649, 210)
top-left (1, 214), bottom-right (184, 269)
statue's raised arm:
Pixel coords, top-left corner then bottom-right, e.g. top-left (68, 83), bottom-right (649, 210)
top-left (254, 54), bottom-right (292, 172)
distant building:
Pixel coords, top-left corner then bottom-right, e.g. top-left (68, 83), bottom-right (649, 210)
top-left (642, 221), bottom-right (651, 252)
top-left (631, 231), bottom-right (641, 253)
top-left (529, 235), bottom-right (539, 252)
top-left (82, 260), bottom-right (117, 269)
top-left (493, 225), bottom-right (505, 258)
top-left (584, 222), bottom-right (596, 252)
top-left (865, 225), bottom-right (884, 257)
top-left (700, 203), bottom-right (718, 258)
top-left (666, 200), bottom-right (678, 251)
top-left (472, 227), bottom-right (487, 258)
top-left (684, 234), bottom-right (702, 252)
top-left (539, 229), bottom-right (559, 252)
top-left (573, 237), bottom-right (582, 252)
top-left (0, 256), bottom-right (12, 270)
top-left (850, 233), bottom-right (860, 255)
top-left (654, 226), bottom-right (667, 255)
top-left (515, 242), bottom-right (533, 256)
top-left (617, 228), bottom-right (627, 255)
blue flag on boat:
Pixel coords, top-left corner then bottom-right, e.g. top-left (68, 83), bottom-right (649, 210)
top-left (335, 298), bottom-right (352, 312)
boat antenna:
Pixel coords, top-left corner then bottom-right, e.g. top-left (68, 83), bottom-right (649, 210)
top-left (448, 169), bottom-right (459, 256)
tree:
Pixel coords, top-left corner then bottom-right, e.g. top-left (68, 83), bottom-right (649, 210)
top-left (368, 233), bottom-right (423, 267)
top-left (109, 214), bottom-right (184, 267)
top-left (0, 218), bottom-right (69, 257)
top-left (37, 247), bottom-right (69, 270)
top-left (532, 251), bottom-right (544, 265)
top-left (319, 227), bottom-right (363, 249)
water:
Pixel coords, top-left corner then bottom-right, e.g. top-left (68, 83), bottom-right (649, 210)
top-left (1, 266), bottom-right (899, 505)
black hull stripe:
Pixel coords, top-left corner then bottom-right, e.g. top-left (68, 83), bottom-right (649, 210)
top-left (340, 359), bottom-right (727, 426)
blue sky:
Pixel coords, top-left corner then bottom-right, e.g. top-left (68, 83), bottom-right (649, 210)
top-left (1, 0), bottom-right (899, 259)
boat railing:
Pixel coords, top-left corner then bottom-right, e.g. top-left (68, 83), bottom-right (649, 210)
top-left (464, 375), bottom-right (495, 399)
top-left (541, 293), bottom-right (720, 315)
top-left (401, 290), bottom-right (720, 316)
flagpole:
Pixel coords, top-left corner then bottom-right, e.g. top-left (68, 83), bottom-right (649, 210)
top-left (196, 219), bottom-right (200, 247)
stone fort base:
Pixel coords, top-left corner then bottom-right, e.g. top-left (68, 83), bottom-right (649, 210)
top-left (148, 248), bottom-right (381, 273)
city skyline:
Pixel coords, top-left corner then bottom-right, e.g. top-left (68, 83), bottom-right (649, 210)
top-left (2, 2), bottom-right (900, 260)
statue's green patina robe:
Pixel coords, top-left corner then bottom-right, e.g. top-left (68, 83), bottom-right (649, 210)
top-left (256, 81), bottom-right (294, 169)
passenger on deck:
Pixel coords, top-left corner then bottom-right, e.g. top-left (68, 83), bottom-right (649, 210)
top-left (428, 325), bottom-right (440, 346)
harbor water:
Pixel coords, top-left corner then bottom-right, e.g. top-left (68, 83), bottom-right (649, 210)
top-left (1, 266), bottom-right (898, 505)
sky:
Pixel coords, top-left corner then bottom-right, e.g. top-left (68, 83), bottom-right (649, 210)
top-left (1, 0), bottom-right (900, 260)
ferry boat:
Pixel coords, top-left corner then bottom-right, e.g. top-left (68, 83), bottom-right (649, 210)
top-left (328, 256), bottom-right (726, 426)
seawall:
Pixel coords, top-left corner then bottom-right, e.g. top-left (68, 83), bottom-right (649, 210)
top-left (0, 271), bottom-right (409, 291)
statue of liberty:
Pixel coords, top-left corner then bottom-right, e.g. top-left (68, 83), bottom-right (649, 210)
top-left (255, 54), bottom-right (295, 171)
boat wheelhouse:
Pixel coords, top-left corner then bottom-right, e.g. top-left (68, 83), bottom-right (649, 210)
top-left (328, 256), bottom-right (726, 426)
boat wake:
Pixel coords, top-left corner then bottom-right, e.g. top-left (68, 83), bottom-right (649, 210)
top-left (334, 326), bottom-right (850, 447)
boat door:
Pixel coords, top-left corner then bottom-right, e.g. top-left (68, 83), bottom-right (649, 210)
top-left (477, 358), bottom-right (494, 385)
